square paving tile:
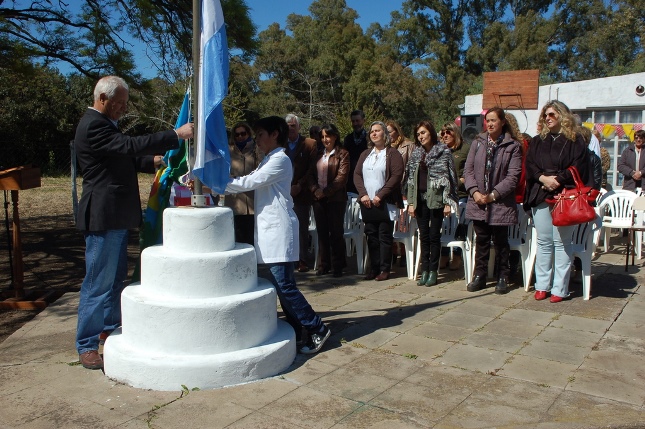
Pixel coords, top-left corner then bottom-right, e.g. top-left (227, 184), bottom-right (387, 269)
top-left (534, 325), bottom-right (603, 348)
top-left (369, 380), bottom-right (470, 427)
top-left (497, 354), bottom-right (578, 389)
top-left (150, 395), bottom-right (254, 429)
top-left (431, 311), bottom-right (494, 330)
top-left (545, 390), bottom-right (645, 427)
top-left (344, 350), bottom-right (424, 380)
top-left (307, 366), bottom-right (400, 402)
top-left (566, 367), bottom-right (645, 406)
top-left (379, 332), bottom-right (453, 361)
top-left (336, 326), bottom-right (400, 349)
top-left (549, 314), bottom-right (612, 334)
top-left (437, 343), bottom-right (512, 373)
top-left (330, 404), bottom-right (427, 428)
top-left (407, 321), bottom-right (472, 342)
top-left (480, 318), bottom-right (546, 339)
top-left (283, 358), bottom-right (338, 385)
top-left (451, 301), bottom-right (506, 318)
top-left (462, 331), bottom-right (528, 354)
top-left (498, 308), bottom-right (556, 326)
top-left (310, 343), bottom-right (370, 367)
top-left (260, 386), bottom-right (360, 429)
top-left (435, 376), bottom-right (561, 428)
top-left (580, 350), bottom-right (645, 378)
top-left (519, 339), bottom-right (590, 365)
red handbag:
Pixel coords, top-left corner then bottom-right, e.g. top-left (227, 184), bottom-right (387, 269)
top-left (545, 166), bottom-right (597, 227)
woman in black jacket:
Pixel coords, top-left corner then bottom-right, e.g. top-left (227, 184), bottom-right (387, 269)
top-left (524, 100), bottom-right (591, 303)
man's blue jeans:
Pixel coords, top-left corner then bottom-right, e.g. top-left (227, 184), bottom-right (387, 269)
top-left (267, 262), bottom-right (324, 335)
top-left (76, 230), bottom-right (128, 354)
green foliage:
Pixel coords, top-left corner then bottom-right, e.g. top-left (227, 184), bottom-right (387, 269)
top-left (0, 64), bottom-right (89, 173)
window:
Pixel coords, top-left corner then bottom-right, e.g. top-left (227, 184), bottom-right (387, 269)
top-left (619, 110), bottom-right (642, 123)
top-left (594, 110), bottom-right (616, 123)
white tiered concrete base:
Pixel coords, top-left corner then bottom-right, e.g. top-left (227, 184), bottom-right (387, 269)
top-left (104, 320), bottom-right (295, 391)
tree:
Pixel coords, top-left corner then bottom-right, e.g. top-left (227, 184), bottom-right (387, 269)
top-left (0, 64), bottom-right (88, 172)
top-left (0, 0), bottom-right (258, 83)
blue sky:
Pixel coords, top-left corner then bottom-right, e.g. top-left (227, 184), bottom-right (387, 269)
top-left (246, 0), bottom-right (405, 32)
top-left (55, 1), bottom-right (405, 77)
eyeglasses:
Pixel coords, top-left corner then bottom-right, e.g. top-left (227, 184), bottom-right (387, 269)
top-left (543, 112), bottom-right (557, 119)
top-left (440, 130), bottom-right (453, 136)
top-left (234, 131), bottom-right (248, 137)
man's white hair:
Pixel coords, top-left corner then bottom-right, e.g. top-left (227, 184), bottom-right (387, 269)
top-left (94, 76), bottom-right (129, 102)
top-left (285, 113), bottom-right (300, 126)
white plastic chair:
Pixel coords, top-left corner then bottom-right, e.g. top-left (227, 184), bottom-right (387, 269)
top-left (628, 196), bottom-right (645, 262)
top-left (343, 195), bottom-right (366, 274)
top-left (392, 206), bottom-right (418, 280)
top-left (440, 212), bottom-right (472, 284)
top-left (308, 206), bottom-right (319, 270)
top-left (597, 191), bottom-right (637, 252)
top-left (413, 209), bottom-right (473, 284)
top-left (570, 216), bottom-right (602, 300)
top-left (508, 208), bottom-right (537, 291)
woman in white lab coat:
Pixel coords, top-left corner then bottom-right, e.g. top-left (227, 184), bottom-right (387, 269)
top-left (225, 116), bottom-right (330, 355)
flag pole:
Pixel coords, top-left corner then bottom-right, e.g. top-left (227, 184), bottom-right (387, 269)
top-left (191, 0), bottom-right (206, 206)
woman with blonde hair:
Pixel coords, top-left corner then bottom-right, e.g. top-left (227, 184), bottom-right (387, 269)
top-left (524, 100), bottom-right (591, 302)
top-left (387, 120), bottom-right (416, 267)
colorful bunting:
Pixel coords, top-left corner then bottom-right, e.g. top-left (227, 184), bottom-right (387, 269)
top-left (585, 123), bottom-right (643, 142)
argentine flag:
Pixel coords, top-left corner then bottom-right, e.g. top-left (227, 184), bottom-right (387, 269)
top-left (194, 0), bottom-right (230, 194)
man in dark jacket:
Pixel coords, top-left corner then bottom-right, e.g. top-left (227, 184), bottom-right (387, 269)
top-left (284, 114), bottom-right (317, 272)
top-left (343, 110), bottom-right (368, 194)
top-left (74, 76), bottom-right (193, 369)
top-left (618, 130), bottom-right (645, 191)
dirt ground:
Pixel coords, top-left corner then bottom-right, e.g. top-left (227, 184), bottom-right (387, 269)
top-left (0, 175), bottom-right (157, 343)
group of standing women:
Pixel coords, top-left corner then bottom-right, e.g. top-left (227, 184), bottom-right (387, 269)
top-left (309, 100), bottom-right (592, 303)
top-left (462, 100), bottom-right (591, 302)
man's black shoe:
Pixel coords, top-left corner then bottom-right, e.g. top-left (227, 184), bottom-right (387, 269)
top-left (495, 278), bottom-right (508, 294)
top-left (467, 275), bottom-right (487, 292)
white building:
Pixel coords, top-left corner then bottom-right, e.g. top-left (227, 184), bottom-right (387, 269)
top-left (462, 72), bottom-right (645, 189)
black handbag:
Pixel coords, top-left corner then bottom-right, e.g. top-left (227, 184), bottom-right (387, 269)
top-left (360, 203), bottom-right (391, 222)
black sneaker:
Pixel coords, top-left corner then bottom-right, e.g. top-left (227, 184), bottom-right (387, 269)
top-left (299, 325), bottom-right (331, 355)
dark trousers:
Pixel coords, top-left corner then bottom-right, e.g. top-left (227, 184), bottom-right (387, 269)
top-left (364, 219), bottom-right (394, 274)
top-left (233, 214), bottom-right (255, 245)
top-left (473, 220), bottom-right (510, 279)
top-left (312, 199), bottom-right (346, 271)
top-left (293, 202), bottom-right (311, 264)
top-left (417, 202), bottom-right (443, 272)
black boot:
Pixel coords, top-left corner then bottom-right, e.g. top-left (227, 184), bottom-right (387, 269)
top-left (495, 278), bottom-right (508, 294)
top-left (467, 275), bottom-right (487, 292)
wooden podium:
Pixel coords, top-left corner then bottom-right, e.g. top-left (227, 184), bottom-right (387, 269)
top-left (0, 165), bottom-right (42, 308)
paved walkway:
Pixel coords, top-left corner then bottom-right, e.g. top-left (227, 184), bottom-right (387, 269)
top-left (0, 246), bottom-right (644, 428)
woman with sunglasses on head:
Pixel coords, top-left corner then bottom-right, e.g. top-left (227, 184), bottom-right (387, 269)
top-left (524, 100), bottom-right (591, 303)
top-left (225, 121), bottom-right (264, 245)
top-left (405, 120), bottom-right (459, 287)
top-left (439, 122), bottom-right (470, 270)
top-left (387, 120), bottom-right (416, 267)
top-left (464, 107), bottom-right (522, 294)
